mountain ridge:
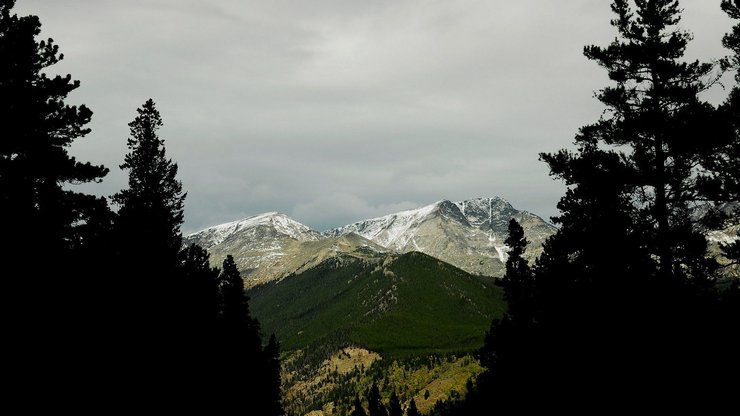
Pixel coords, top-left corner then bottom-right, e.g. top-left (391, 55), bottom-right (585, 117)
top-left (185, 197), bottom-right (557, 285)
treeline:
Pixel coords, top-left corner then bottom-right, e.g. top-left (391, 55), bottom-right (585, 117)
top-left (0, 1), bottom-right (281, 413)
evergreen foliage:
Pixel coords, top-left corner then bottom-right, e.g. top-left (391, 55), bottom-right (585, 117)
top-left (351, 395), bottom-right (368, 416)
top-left (406, 398), bottom-right (420, 416)
top-left (368, 382), bottom-right (388, 416)
top-left (0, 0), bottom-right (111, 403)
top-left (436, 1), bottom-right (740, 413)
top-left (388, 391), bottom-right (403, 416)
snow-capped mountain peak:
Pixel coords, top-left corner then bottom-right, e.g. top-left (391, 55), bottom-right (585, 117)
top-left (188, 212), bottom-right (321, 249)
top-left (185, 197), bottom-right (556, 285)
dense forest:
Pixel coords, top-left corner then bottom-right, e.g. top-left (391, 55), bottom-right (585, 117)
top-left (2, 0), bottom-right (739, 414)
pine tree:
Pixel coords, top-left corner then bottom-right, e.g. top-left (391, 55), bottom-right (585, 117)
top-left (113, 99), bottom-right (185, 269)
top-left (0, 0), bottom-right (111, 402)
top-left (388, 391), bottom-right (403, 416)
top-left (501, 219), bottom-right (533, 323)
top-left (530, 0), bottom-right (734, 406)
top-left (566, 0), bottom-right (719, 280)
top-left (219, 254), bottom-right (261, 346)
top-left (712, 0), bottom-right (740, 266)
top-left (351, 395), bottom-right (368, 416)
top-left (406, 399), bottom-right (420, 416)
top-left (367, 382), bottom-right (388, 416)
top-left (110, 99), bottom-right (190, 403)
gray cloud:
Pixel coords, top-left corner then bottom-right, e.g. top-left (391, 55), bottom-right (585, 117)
top-left (17, 0), bottom-right (735, 232)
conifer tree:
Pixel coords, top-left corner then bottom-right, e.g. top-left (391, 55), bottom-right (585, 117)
top-left (113, 99), bottom-right (185, 270)
top-left (0, 0), bottom-right (110, 399)
top-left (219, 254), bottom-right (261, 347)
top-left (501, 219), bottom-right (533, 322)
top-left (111, 99), bottom-right (189, 401)
top-left (180, 244), bottom-right (221, 334)
top-left (406, 398), bottom-right (420, 416)
top-left (351, 395), bottom-right (368, 416)
top-left (712, 0), bottom-right (740, 265)
top-left (367, 382), bottom-right (388, 416)
top-left (388, 391), bottom-right (403, 416)
top-left (556, 0), bottom-right (719, 280)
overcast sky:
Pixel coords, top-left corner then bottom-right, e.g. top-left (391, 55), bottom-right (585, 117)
top-left (16, 0), bottom-right (735, 233)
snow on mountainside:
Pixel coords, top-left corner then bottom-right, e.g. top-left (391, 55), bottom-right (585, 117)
top-left (328, 197), bottom-right (556, 277)
top-left (189, 212), bottom-right (322, 249)
top-left (186, 197), bottom-right (557, 284)
top-left (326, 201), bottom-right (446, 248)
top-left (185, 213), bottom-right (385, 288)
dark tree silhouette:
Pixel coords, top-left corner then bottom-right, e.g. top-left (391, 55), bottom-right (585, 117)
top-left (562, 0), bottom-right (720, 280)
top-left (367, 382), bottom-right (388, 416)
top-left (0, 0), bottom-right (111, 403)
top-left (532, 0), bottom-right (738, 406)
top-left (501, 219), bottom-right (533, 322)
top-left (180, 244), bottom-right (221, 335)
top-left (436, 2), bottom-right (740, 414)
top-left (709, 0), bottom-right (740, 266)
top-left (113, 99), bottom-right (185, 268)
top-left (218, 255), bottom-right (284, 415)
top-left (109, 99), bottom-right (192, 403)
top-left (351, 394), bottom-right (368, 416)
top-left (263, 333), bottom-right (285, 416)
top-left (406, 398), bottom-right (420, 416)
top-left (388, 391), bottom-right (403, 416)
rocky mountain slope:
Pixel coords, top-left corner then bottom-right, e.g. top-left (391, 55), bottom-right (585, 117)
top-left (185, 212), bottom-right (388, 288)
top-left (327, 197), bottom-right (556, 277)
top-left (185, 197), bottom-right (557, 285)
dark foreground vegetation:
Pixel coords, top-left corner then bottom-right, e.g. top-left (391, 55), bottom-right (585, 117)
top-left (2, 0), bottom-right (739, 414)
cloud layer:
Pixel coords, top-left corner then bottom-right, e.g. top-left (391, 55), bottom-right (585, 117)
top-left (17, 0), bottom-right (734, 232)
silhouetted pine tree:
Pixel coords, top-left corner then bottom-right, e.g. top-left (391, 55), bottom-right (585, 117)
top-left (351, 395), bottom-right (368, 416)
top-left (110, 99), bottom-right (192, 404)
top-left (0, 0), bottom-right (111, 403)
top-left (388, 391), bottom-right (402, 416)
top-left (530, 0), bottom-right (736, 407)
top-left (113, 99), bottom-right (185, 337)
top-left (438, 2), bottom-right (740, 414)
top-left (709, 0), bottom-right (740, 265)
top-left (406, 399), bottom-right (419, 416)
top-left (501, 219), bottom-right (533, 322)
top-left (367, 382), bottom-right (388, 416)
top-left (218, 255), bottom-right (285, 415)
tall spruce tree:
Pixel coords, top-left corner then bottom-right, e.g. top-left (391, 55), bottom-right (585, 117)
top-left (114, 99), bottom-right (184, 269)
top-left (111, 99), bottom-right (189, 403)
top-left (113, 99), bottom-right (186, 333)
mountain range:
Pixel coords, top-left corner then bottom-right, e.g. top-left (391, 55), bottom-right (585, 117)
top-left (185, 197), bottom-right (557, 287)
top-left (183, 198), bottom-right (551, 415)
